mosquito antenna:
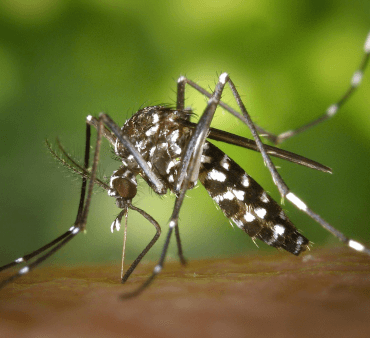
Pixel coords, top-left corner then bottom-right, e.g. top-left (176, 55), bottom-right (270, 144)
top-left (46, 139), bottom-right (109, 190)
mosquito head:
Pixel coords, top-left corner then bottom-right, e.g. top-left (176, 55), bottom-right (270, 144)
top-left (111, 177), bottom-right (137, 200)
top-left (109, 168), bottom-right (138, 205)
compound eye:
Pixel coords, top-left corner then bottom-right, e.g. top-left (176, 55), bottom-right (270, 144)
top-left (112, 178), bottom-right (137, 199)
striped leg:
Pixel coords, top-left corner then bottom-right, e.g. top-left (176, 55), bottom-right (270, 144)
top-left (0, 119), bottom-right (104, 289)
top-left (178, 32), bottom-right (370, 145)
top-left (120, 73), bottom-right (230, 298)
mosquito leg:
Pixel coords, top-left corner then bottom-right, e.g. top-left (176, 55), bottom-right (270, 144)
top-left (174, 224), bottom-right (187, 266)
top-left (174, 76), bottom-right (190, 266)
top-left (179, 32), bottom-right (370, 145)
top-left (76, 123), bottom-right (91, 223)
top-left (119, 219), bottom-right (173, 299)
top-left (0, 124), bottom-right (90, 274)
top-left (120, 204), bottom-right (161, 284)
top-left (0, 231), bottom-right (79, 289)
top-left (175, 73), bottom-right (229, 192)
top-left (271, 31), bottom-right (370, 144)
top-left (85, 115), bottom-right (117, 146)
top-left (173, 73), bottom-right (229, 264)
top-left (0, 122), bottom-right (100, 289)
top-left (89, 113), bottom-right (178, 280)
top-left (224, 75), bottom-right (370, 256)
top-left (121, 176), bottom-right (196, 297)
top-left (0, 229), bottom-right (72, 273)
top-left (180, 70), bottom-right (370, 256)
top-left (120, 74), bottom-right (230, 298)
top-left (284, 192), bottom-right (370, 255)
top-left (177, 76), bottom-right (186, 110)
top-left (177, 75), bottom-right (269, 136)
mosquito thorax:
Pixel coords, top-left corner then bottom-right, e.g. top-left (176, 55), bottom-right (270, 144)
top-left (111, 106), bottom-right (196, 196)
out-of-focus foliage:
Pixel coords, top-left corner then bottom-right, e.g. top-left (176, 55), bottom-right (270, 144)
top-left (0, 0), bottom-right (369, 265)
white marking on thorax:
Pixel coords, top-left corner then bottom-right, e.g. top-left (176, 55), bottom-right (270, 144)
top-left (166, 160), bottom-right (176, 174)
top-left (201, 155), bottom-right (212, 163)
top-left (152, 113), bottom-right (159, 123)
top-left (136, 139), bottom-right (148, 150)
top-left (158, 142), bottom-right (168, 150)
top-left (170, 143), bottom-right (182, 155)
top-left (170, 130), bottom-right (180, 143)
top-left (145, 124), bottom-right (159, 136)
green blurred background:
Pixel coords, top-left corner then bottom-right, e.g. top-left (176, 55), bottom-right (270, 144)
top-left (1, 0), bottom-right (370, 268)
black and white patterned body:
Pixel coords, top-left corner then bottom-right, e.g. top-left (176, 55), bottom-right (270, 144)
top-left (3, 44), bottom-right (370, 293)
top-left (199, 142), bottom-right (309, 254)
top-left (109, 106), bottom-right (196, 202)
top-left (109, 106), bottom-right (309, 255)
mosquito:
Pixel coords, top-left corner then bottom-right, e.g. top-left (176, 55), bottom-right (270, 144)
top-left (1, 32), bottom-right (370, 298)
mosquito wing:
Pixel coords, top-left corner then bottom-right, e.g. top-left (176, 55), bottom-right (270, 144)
top-left (179, 120), bottom-right (331, 174)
